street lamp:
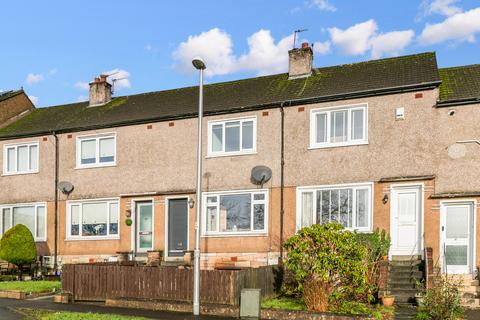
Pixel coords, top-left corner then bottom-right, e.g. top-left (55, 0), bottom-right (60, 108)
top-left (192, 57), bottom-right (205, 316)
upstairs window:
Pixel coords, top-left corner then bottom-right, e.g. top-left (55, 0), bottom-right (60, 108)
top-left (3, 142), bottom-right (39, 175)
top-left (208, 117), bottom-right (256, 156)
top-left (310, 104), bottom-right (367, 148)
top-left (76, 134), bottom-right (116, 168)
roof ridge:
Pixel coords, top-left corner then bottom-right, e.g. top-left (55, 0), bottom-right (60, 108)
top-left (439, 64), bottom-right (480, 71)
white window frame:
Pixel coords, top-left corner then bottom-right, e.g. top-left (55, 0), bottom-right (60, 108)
top-left (309, 103), bottom-right (368, 149)
top-left (66, 198), bottom-right (120, 240)
top-left (207, 116), bottom-right (257, 157)
top-left (296, 182), bottom-right (373, 232)
top-left (76, 133), bottom-right (116, 169)
top-left (0, 202), bottom-right (47, 241)
top-left (202, 189), bottom-right (268, 237)
top-left (2, 141), bottom-right (39, 175)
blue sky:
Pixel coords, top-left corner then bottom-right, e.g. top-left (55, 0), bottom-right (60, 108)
top-left (1, 0), bottom-right (479, 107)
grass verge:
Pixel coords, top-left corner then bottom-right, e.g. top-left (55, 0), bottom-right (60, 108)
top-left (0, 280), bottom-right (61, 293)
top-left (18, 309), bottom-right (149, 320)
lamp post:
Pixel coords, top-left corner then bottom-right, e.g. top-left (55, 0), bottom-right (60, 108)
top-left (192, 57), bottom-right (206, 316)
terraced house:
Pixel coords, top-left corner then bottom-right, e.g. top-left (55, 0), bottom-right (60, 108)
top-left (0, 47), bottom-right (479, 283)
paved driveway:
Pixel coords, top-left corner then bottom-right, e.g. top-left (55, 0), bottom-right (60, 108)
top-left (0, 297), bottom-right (233, 320)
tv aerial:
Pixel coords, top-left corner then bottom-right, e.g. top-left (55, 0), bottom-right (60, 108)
top-left (293, 29), bottom-right (308, 49)
top-left (58, 181), bottom-right (74, 196)
top-left (251, 166), bottom-right (272, 187)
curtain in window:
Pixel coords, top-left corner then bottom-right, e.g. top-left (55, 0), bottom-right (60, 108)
top-left (82, 203), bottom-right (107, 236)
top-left (301, 192), bottom-right (313, 228)
top-left (71, 205), bottom-right (80, 236)
top-left (109, 202), bottom-right (119, 234)
top-left (99, 138), bottom-right (115, 163)
top-left (220, 194), bottom-right (251, 232)
top-left (17, 146), bottom-right (29, 172)
top-left (225, 121), bottom-right (240, 152)
top-left (29, 145), bottom-right (38, 171)
top-left (81, 140), bottom-right (96, 164)
top-left (242, 121), bottom-right (254, 149)
top-left (212, 124), bottom-right (223, 152)
top-left (13, 206), bottom-right (35, 235)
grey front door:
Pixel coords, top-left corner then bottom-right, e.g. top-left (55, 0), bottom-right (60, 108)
top-left (168, 198), bottom-right (188, 257)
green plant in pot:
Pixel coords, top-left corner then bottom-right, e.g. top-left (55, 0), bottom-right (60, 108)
top-left (415, 280), bottom-right (425, 307)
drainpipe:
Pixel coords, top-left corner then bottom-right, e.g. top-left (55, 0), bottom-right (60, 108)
top-left (53, 132), bottom-right (59, 273)
top-left (279, 102), bottom-right (286, 264)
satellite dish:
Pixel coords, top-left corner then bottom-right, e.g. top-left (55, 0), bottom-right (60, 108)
top-left (58, 181), bottom-right (74, 195)
top-left (251, 166), bottom-right (272, 186)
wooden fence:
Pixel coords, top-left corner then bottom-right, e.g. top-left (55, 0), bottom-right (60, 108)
top-left (62, 263), bottom-right (278, 306)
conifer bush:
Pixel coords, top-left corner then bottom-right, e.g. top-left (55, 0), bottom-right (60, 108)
top-left (0, 224), bottom-right (37, 272)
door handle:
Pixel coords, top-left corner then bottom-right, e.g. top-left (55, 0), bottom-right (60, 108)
top-left (441, 226), bottom-right (445, 232)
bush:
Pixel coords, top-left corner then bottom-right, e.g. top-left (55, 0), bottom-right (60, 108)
top-left (283, 223), bottom-right (374, 312)
top-left (416, 275), bottom-right (464, 320)
top-left (0, 224), bottom-right (37, 268)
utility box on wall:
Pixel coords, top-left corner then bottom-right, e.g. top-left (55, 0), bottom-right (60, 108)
top-left (240, 288), bottom-right (261, 318)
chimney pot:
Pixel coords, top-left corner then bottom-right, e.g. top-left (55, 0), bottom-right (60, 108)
top-left (89, 75), bottom-right (112, 107)
top-left (301, 42), bottom-right (309, 49)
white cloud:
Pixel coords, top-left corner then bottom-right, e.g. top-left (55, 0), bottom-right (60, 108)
top-left (328, 20), bottom-right (378, 55)
top-left (173, 28), bottom-right (296, 77)
top-left (422, 0), bottom-right (462, 17)
top-left (313, 41), bottom-right (331, 55)
top-left (103, 68), bottom-right (131, 91)
top-left (48, 68), bottom-right (58, 76)
top-left (74, 81), bottom-right (89, 91)
top-left (173, 28), bottom-right (236, 77)
top-left (309, 0), bottom-right (337, 12)
top-left (328, 20), bottom-right (414, 58)
top-left (370, 30), bottom-right (415, 59)
top-left (145, 44), bottom-right (152, 51)
top-left (25, 73), bottom-right (44, 85)
top-left (419, 8), bottom-right (480, 45)
top-left (28, 95), bottom-right (38, 105)
top-left (237, 30), bottom-right (293, 75)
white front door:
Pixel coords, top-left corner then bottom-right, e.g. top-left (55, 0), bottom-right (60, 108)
top-left (441, 202), bottom-right (475, 274)
top-left (390, 186), bottom-right (422, 256)
top-left (135, 202), bottom-right (153, 253)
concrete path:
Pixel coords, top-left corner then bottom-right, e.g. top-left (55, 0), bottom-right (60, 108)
top-left (0, 297), bottom-right (233, 320)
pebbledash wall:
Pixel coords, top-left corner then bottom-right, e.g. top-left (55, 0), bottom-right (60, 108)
top-left (1, 87), bottom-right (480, 269)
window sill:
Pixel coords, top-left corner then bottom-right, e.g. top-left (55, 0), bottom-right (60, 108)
top-left (65, 236), bottom-right (120, 241)
top-left (201, 232), bottom-right (268, 238)
top-left (309, 141), bottom-right (368, 150)
top-left (75, 163), bottom-right (117, 170)
top-left (206, 151), bottom-right (257, 159)
top-left (1, 170), bottom-right (39, 177)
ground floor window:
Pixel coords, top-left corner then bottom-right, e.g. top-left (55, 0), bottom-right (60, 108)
top-left (0, 203), bottom-right (46, 241)
top-left (203, 190), bottom-right (268, 235)
top-left (67, 199), bottom-right (119, 239)
top-left (297, 183), bottom-right (373, 232)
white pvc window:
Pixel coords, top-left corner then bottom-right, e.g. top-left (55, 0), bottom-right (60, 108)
top-left (310, 104), bottom-right (367, 148)
top-left (3, 142), bottom-right (39, 175)
top-left (208, 117), bottom-right (256, 156)
top-left (0, 203), bottom-right (46, 241)
top-left (297, 183), bottom-right (373, 232)
top-left (76, 134), bottom-right (116, 168)
top-left (67, 199), bottom-right (119, 239)
top-left (203, 190), bottom-right (267, 236)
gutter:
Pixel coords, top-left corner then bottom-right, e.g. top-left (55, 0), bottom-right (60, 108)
top-left (0, 81), bottom-right (441, 141)
top-left (436, 97), bottom-right (480, 108)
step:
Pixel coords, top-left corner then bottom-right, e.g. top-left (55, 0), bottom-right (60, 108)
top-left (391, 255), bottom-right (422, 261)
top-left (389, 271), bottom-right (424, 279)
top-left (389, 282), bottom-right (417, 290)
top-left (461, 297), bottom-right (480, 309)
top-left (393, 294), bottom-right (416, 304)
top-left (389, 265), bottom-right (422, 272)
top-left (389, 260), bottom-right (422, 267)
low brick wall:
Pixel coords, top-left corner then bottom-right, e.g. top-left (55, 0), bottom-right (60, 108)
top-left (0, 290), bottom-right (54, 300)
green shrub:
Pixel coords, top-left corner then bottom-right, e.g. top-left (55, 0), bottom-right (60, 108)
top-left (283, 223), bottom-right (374, 312)
top-left (0, 224), bottom-right (37, 268)
top-left (416, 275), bottom-right (464, 320)
top-left (354, 229), bottom-right (390, 262)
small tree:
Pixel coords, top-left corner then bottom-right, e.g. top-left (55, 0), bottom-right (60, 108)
top-left (283, 223), bottom-right (373, 312)
top-left (0, 224), bottom-right (37, 279)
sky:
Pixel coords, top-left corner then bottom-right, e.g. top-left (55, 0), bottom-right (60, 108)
top-left (0, 0), bottom-right (479, 108)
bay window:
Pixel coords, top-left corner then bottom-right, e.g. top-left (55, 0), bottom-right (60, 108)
top-left (76, 134), bottom-right (116, 168)
top-left (3, 142), bottom-right (39, 175)
top-left (67, 199), bottom-right (119, 239)
top-left (203, 190), bottom-right (267, 235)
top-left (208, 117), bottom-right (256, 156)
top-left (0, 203), bottom-right (46, 241)
top-left (297, 183), bottom-right (372, 232)
top-left (310, 104), bottom-right (367, 148)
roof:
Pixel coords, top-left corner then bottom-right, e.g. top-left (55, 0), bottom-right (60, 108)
top-left (0, 52), bottom-right (441, 139)
top-left (0, 89), bottom-right (23, 103)
top-left (438, 64), bottom-right (480, 106)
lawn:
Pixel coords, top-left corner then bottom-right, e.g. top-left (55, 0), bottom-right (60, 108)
top-left (261, 296), bottom-right (307, 311)
top-left (0, 280), bottom-right (61, 293)
top-left (20, 309), bottom-right (149, 320)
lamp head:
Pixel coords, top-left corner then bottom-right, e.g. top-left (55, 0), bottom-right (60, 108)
top-left (192, 57), bottom-right (206, 70)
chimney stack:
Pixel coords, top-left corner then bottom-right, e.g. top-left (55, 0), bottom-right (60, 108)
top-left (288, 42), bottom-right (313, 79)
top-left (89, 75), bottom-right (112, 107)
